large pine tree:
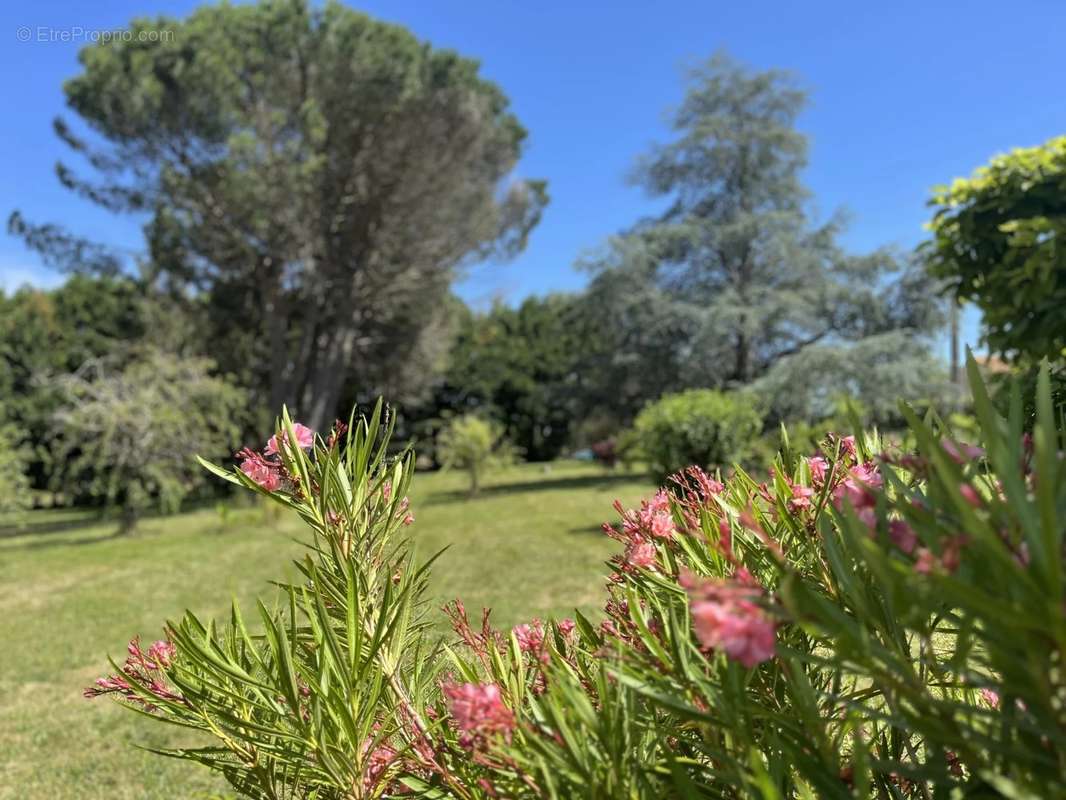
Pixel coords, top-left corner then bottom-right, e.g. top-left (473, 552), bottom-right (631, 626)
top-left (11, 0), bottom-right (546, 431)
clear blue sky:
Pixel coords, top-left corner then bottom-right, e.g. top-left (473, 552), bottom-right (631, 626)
top-left (3, 1), bottom-right (1066, 354)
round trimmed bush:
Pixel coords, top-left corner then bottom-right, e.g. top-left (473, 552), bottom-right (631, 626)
top-left (633, 389), bottom-right (763, 481)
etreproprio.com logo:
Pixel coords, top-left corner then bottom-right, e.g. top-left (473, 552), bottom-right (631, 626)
top-left (16, 26), bottom-right (175, 44)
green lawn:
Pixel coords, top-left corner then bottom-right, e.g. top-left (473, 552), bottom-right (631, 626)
top-left (0, 461), bottom-right (651, 799)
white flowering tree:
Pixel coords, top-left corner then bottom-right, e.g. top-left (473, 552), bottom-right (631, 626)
top-left (50, 349), bottom-right (245, 532)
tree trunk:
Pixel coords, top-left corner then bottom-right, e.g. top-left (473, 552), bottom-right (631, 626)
top-left (949, 301), bottom-right (960, 385)
top-left (118, 505), bottom-right (138, 536)
top-left (301, 327), bottom-right (358, 433)
top-left (734, 328), bottom-right (751, 383)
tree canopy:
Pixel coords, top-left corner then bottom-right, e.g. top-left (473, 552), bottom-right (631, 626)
top-left (432, 295), bottom-right (585, 462)
top-left (12, 0), bottom-right (546, 431)
top-left (578, 53), bottom-right (947, 426)
top-left (926, 134), bottom-right (1066, 364)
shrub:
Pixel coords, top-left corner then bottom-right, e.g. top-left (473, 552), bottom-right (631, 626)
top-left (436, 414), bottom-right (514, 496)
top-left (88, 359), bottom-right (1066, 798)
top-left (632, 388), bottom-right (763, 481)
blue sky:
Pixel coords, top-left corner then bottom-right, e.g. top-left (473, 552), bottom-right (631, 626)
top-left (3, 1), bottom-right (1066, 354)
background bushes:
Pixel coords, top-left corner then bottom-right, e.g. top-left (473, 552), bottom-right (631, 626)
top-left (631, 389), bottom-right (763, 481)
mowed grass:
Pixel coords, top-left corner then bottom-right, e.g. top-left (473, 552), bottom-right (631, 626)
top-left (0, 461), bottom-right (652, 799)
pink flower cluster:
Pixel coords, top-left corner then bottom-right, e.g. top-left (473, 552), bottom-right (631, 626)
top-left (239, 450), bottom-right (283, 491)
top-left (360, 733), bottom-right (398, 794)
top-left (621, 490), bottom-right (677, 540)
top-left (380, 481), bottom-right (415, 526)
top-left (442, 682), bottom-right (515, 748)
top-left (84, 637), bottom-right (182, 710)
top-left (814, 445), bottom-right (937, 562)
top-left (513, 619), bottom-right (545, 654)
top-left (832, 462), bottom-right (883, 520)
top-left (237, 421), bottom-right (316, 491)
top-left (682, 572), bottom-right (776, 668)
top-left (605, 490), bottom-right (681, 570)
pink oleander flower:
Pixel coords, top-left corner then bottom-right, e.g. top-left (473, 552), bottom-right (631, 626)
top-left (888, 519), bottom-right (917, 554)
top-left (942, 439), bottom-right (985, 465)
top-left (85, 637), bottom-right (183, 708)
top-left (648, 489), bottom-right (671, 513)
top-left (840, 435), bottom-right (857, 457)
top-left (683, 466), bottom-right (726, 500)
top-left (980, 688), bottom-right (1000, 709)
top-left (84, 675), bottom-right (131, 698)
top-left (914, 547), bottom-right (937, 575)
top-left (360, 736), bottom-right (398, 794)
top-left (833, 462), bottom-right (882, 511)
top-left (684, 574), bottom-right (776, 668)
top-left (442, 682), bottom-right (515, 747)
top-left (401, 512), bottom-right (415, 526)
top-left (625, 539), bottom-right (657, 568)
top-left (856, 507), bottom-right (877, 531)
top-left (807, 456), bottom-right (828, 484)
top-left (146, 640), bottom-right (177, 669)
top-left (265, 422), bottom-right (315, 455)
top-left (959, 483), bottom-right (983, 508)
top-left (513, 620), bottom-right (545, 653)
top-left (615, 493), bottom-right (678, 542)
top-left (645, 510), bottom-right (676, 539)
top-left (717, 517), bottom-right (732, 552)
top-left (557, 618), bottom-right (576, 637)
top-left (240, 454), bottom-right (282, 491)
top-left (788, 483), bottom-right (815, 512)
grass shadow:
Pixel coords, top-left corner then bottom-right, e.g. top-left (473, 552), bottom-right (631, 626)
top-left (10, 528), bottom-right (127, 551)
top-left (426, 471), bottom-right (648, 505)
top-left (566, 522), bottom-right (611, 537)
top-left (0, 513), bottom-right (105, 539)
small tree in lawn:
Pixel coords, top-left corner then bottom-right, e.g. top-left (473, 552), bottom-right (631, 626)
top-left (50, 349), bottom-right (244, 532)
top-left (437, 414), bottom-right (512, 496)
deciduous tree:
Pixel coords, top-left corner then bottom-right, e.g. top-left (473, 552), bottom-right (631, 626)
top-left (926, 135), bottom-right (1066, 364)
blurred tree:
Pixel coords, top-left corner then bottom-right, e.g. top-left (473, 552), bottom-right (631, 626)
top-left (436, 414), bottom-right (513, 496)
top-left (579, 53), bottom-right (946, 426)
top-left (11, 0), bottom-right (546, 433)
top-left (0, 275), bottom-right (147, 489)
top-left (48, 349), bottom-right (245, 532)
top-left (752, 330), bottom-right (958, 426)
top-left (432, 295), bottom-right (584, 462)
top-left (0, 408), bottom-right (32, 516)
top-left (926, 135), bottom-right (1066, 364)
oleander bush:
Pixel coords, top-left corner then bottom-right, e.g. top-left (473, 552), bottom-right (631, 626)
top-left (87, 357), bottom-right (1066, 798)
top-left (632, 388), bottom-right (764, 482)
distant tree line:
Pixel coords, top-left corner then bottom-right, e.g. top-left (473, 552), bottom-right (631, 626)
top-left (4, 0), bottom-right (1012, 520)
